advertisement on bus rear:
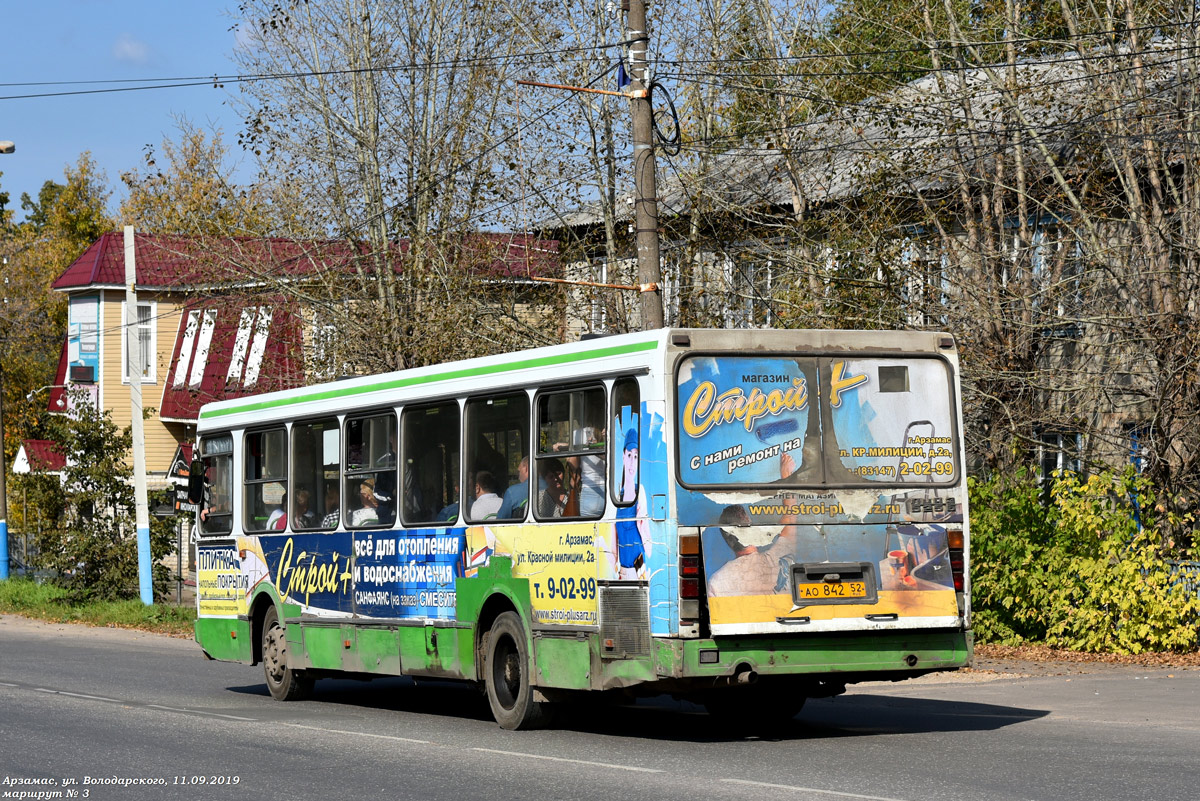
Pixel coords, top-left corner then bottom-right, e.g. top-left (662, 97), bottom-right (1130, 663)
top-left (676, 355), bottom-right (963, 634)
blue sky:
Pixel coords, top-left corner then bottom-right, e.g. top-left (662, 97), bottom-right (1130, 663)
top-left (0, 1), bottom-right (247, 221)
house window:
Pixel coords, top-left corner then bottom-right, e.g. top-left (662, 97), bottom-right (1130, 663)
top-left (123, 301), bottom-right (156, 383)
top-left (1036, 429), bottom-right (1082, 502)
top-left (1126, 423), bottom-right (1154, 473)
top-left (227, 306), bottom-right (273, 388)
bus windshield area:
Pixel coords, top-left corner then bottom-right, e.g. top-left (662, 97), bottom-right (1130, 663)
top-left (677, 355), bottom-right (958, 488)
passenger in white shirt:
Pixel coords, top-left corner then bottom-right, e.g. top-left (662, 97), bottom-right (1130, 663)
top-left (469, 471), bottom-right (503, 520)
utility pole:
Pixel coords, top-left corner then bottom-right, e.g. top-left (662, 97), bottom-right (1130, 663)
top-left (0, 366), bottom-right (9, 581)
top-left (625, 0), bottom-right (664, 330)
top-left (0, 141), bottom-right (13, 580)
top-left (124, 227), bottom-right (153, 605)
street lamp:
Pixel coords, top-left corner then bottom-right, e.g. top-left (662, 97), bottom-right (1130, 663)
top-left (1, 139), bottom-right (15, 580)
top-left (26, 385), bottom-right (68, 409)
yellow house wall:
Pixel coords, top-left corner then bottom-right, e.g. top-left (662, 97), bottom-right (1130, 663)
top-left (98, 289), bottom-right (187, 476)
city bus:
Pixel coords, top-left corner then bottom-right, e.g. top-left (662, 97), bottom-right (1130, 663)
top-left (191, 328), bottom-right (971, 729)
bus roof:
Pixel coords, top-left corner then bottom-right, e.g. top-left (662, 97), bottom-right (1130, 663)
top-left (194, 327), bottom-right (955, 433)
top-left (195, 329), bottom-right (666, 431)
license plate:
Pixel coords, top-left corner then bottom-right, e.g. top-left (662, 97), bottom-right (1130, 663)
top-left (794, 580), bottom-right (868, 600)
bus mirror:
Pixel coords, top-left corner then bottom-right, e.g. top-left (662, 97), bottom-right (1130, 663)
top-left (188, 460), bottom-right (205, 505)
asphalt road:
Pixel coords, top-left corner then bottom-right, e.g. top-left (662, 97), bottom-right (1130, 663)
top-left (1, 614), bottom-right (1197, 801)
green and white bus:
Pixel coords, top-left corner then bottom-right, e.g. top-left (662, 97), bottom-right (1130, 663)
top-left (192, 328), bottom-right (971, 729)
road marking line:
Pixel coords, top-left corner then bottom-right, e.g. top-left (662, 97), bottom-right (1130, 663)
top-left (721, 779), bottom-right (910, 801)
top-left (146, 704), bottom-right (257, 721)
top-left (35, 688), bottom-right (122, 703)
top-left (0, 682), bottom-right (18, 687)
top-left (280, 723), bottom-right (429, 744)
top-left (472, 747), bottom-right (663, 773)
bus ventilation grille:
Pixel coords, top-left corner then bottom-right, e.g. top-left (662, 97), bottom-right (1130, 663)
top-left (599, 585), bottom-right (650, 659)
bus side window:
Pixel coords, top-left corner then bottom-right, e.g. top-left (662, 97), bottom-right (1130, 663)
top-left (535, 385), bottom-right (606, 520)
top-left (345, 412), bottom-right (396, 528)
top-left (198, 434), bottom-right (233, 536)
top-left (401, 401), bottom-right (460, 526)
top-left (291, 418), bottom-right (339, 530)
top-left (611, 377), bottom-right (640, 507)
top-left (465, 393), bottom-right (529, 524)
top-left (245, 428), bottom-right (287, 533)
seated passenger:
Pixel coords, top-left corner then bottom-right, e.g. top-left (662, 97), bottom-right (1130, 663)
top-left (267, 493), bottom-right (287, 530)
top-left (321, 485), bottom-right (341, 528)
top-left (350, 479), bottom-right (380, 526)
top-left (470, 471), bottom-right (502, 520)
top-left (497, 457), bottom-right (530, 520)
top-left (292, 489), bottom-right (317, 529)
top-left (436, 479), bottom-right (461, 523)
top-left (536, 458), bottom-right (566, 518)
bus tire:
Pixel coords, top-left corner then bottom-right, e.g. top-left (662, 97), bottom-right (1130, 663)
top-left (262, 606), bottom-right (313, 701)
top-left (484, 611), bottom-right (553, 730)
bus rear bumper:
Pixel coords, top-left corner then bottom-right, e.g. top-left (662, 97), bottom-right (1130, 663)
top-left (656, 629), bottom-right (973, 684)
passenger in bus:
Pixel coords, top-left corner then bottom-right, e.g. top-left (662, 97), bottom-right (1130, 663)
top-left (473, 434), bottom-right (508, 489)
top-left (437, 477), bottom-right (461, 522)
top-left (292, 489), bottom-right (317, 529)
top-left (536, 459), bottom-right (567, 518)
top-left (374, 431), bottom-right (398, 525)
top-left (350, 479), bottom-right (380, 526)
top-left (267, 493), bottom-right (287, 530)
top-left (321, 485), bottom-right (341, 528)
top-left (497, 457), bottom-right (530, 519)
top-left (199, 494), bottom-right (231, 533)
top-left (573, 420), bottom-right (606, 516)
top-left (470, 471), bottom-right (503, 519)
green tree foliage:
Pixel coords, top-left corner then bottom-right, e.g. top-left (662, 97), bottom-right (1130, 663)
top-left (119, 125), bottom-right (276, 237)
top-left (970, 469), bottom-right (1199, 653)
top-left (19, 180), bottom-right (65, 234)
top-left (1, 153), bottom-right (112, 511)
top-left (29, 399), bottom-right (174, 601)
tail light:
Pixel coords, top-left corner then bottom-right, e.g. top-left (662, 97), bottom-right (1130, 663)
top-left (680, 533), bottom-right (702, 623)
top-left (947, 529), bottom-right (965, 592)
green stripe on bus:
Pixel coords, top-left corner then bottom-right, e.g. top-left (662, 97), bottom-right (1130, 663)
top-left (199, 338), bottom-right (659, 419)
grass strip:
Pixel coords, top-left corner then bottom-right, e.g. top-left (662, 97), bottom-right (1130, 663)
top-left (0, 577), bottom-right (196, 636)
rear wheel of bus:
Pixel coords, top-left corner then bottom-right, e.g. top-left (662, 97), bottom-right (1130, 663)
top-left (262, 606), bottom-right (313, 701)
top-left (484, 611), bottom-right (553, 730)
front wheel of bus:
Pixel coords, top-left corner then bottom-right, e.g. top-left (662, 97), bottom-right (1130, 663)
top-left (262, 606), bottom-right (313, 701)
top-left (484, 611), bottom-right (553, 730)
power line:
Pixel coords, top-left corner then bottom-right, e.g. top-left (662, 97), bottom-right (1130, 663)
top-left (0, 40), bottom-right (627, 102)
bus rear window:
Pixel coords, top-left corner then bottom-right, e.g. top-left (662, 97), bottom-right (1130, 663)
top-left (676, 355), bottom-right (958, 487)
top-left (831, 358), bottom-right (958, 484)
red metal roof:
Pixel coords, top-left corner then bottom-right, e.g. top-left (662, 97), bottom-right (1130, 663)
top-left (18, 439), bottom-right (66, 472)
top-left (159, 295), bottom-right (306, 421)
top-left (52, 232), bottom-right (561, 291)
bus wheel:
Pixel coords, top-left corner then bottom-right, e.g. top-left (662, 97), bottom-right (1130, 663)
top-left (484, 611), bottom-right (553, 730)
top-left (262, 606), bottom-right (313, 701)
